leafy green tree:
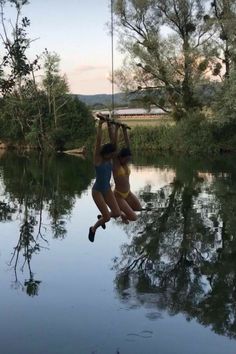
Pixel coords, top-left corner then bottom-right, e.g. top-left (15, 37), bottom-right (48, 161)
top-left (214, 69), bottom-right (236, 124)
top-left (42, 51), bottom-right (69, 129)
top-left (0, 0), bottom-right (44, 147)
top-left (0, 2), bottom-right (95, 150)
top-left (208, 0), bottom-right (236, 78)
top-left (0, 0), bottom-right (39, 94)
top-left (114, 0), bottom-right (214, 119)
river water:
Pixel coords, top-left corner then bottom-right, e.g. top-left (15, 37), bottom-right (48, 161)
top-left (0, 152), bottom-right (236, 354)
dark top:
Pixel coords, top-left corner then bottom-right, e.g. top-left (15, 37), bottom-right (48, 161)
top-left (93, 161), bottom-right (112, 194)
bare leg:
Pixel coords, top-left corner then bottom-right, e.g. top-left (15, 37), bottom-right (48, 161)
top-left (104, 190), bottom-right (129, 224)
top-left (91, 190), bottom-right (111, 233)
top-left (91, 189), bottom-right (123, 235)
top-left (126, 192), bottom-right (142, 211)
top-left (105, 191), bottom-right (129, 224)
top-left (115, 194), bottom-right (138, 222)
top-left (103, 189), bottom-right (121, 218)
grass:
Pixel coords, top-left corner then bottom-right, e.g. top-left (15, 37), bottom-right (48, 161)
top-left (129, 115), bottom-right (236, 155)
top-left (91, 111), bottom-right (236, 156)
top-left (119, 117), bottom-right (174, 127)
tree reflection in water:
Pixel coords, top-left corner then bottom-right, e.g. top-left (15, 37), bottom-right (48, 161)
top-left (114, 158), bottom-right (236, 339)
top-left (0, 153), bottom-right (94, 296)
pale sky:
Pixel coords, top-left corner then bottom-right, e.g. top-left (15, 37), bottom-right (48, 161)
top-left (4, 0), bottom-right (122, 94)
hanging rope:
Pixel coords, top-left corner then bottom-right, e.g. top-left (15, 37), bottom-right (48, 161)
top-left (111, 0), bottom-right (115, 118)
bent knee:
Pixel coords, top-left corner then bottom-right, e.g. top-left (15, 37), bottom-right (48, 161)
top-left (129, 213), bottom-right (138, 221)
top-left (136, 203), bottom-right (142, 211)
top-left (112, 212), bottom-right (121, 219)
top-left (103, 215), bottom-right (111, 223)
top-left (134, 207), bottom-right (142, 212)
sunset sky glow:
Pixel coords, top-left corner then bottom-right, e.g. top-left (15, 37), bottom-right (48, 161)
top-left (5, 0), bottom-right (121, 94)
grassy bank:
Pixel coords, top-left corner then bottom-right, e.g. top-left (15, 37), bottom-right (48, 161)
top-left (129, 118), bottom-right (236, 155)
top-left (119, 117), bottom-right (173, 128)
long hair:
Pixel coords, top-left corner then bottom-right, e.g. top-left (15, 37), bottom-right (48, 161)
top-left (100, 143), bottom-right (116, 157)
top-left (118, 147), bottom-right (132, 158)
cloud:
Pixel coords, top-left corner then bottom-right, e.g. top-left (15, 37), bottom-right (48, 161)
top-left (66, 63), bottom-right (111, 94)
top-left (75, 64), bottom-right (108, 73)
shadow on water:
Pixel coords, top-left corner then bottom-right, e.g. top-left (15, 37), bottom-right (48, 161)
top-left (114, 153), bottom-right (236, 340)
top-left (0, 152), bottom-right (94, 296)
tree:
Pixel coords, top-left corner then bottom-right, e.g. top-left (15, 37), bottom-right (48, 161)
top-left (0, 2), bottom-right (95, 150)
top-left (214, 69), bottom-right (236, 123)
top-left (208, 0), bottom-right (236, 78)
top-left (42, 51), bottom-right (69, 129)
top-left (0, 0), bottom-right (44, 147)
top-left (0, 0), bottom-right (39, 94)
top-left (114, 0), bottom-right (216, 119)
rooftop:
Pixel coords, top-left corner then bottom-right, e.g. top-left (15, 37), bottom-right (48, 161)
top-left (98, 107), bottom-right (167, 116)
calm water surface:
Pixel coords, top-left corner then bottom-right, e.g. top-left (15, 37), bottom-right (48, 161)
top-left (0, 152), bottom-right (236, 354)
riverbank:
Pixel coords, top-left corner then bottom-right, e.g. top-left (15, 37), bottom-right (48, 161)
top-left (1, 116), bottom-right (236, 156)
top-left (129, 118), bottom-right (236, 155)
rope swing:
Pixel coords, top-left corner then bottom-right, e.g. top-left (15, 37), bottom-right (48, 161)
top-left (94, 1), bottom-right (130, 130)
top-left (111, 0), bottom-right (115, 118)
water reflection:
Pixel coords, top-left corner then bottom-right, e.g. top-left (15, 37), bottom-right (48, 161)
top-left (0, 151), bottom-right (236, 351)
top-left (114, 155), bottom-right (236, 339)
top-left (0, 153), bottom-right (94, 296)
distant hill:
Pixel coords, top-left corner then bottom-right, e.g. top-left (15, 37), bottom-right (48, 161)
top-left (76, 82), bottom-right (220, 110)
top-left (76, 93), bottom-right (128, 108)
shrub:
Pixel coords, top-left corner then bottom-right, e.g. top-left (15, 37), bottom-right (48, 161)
top-left (129, 111), bottom-right (236, 155)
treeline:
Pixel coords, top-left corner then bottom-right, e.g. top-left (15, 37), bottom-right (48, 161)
top-left (0, 0), bottom-right (95, 151)
top-left (114, 0), bottom-right (236, 153)
top-left (130, 115), bottom-right (236, 154)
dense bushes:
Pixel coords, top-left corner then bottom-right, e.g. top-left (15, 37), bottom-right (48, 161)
top-left (0, 1), bottom-right (95, 152)
top-left (48, 96), bottom-right (96, 151)
top-left (0, 94), bottom-right (95, 151)
top-left (129, 114), bottom-right (236, 155)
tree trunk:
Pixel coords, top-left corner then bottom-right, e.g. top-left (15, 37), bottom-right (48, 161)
top-left (182, 37), bottom-right (194, 112)
top-left (53, 95), bottom-right (58, 129)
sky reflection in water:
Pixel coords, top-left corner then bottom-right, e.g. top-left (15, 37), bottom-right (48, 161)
top-left (0, 153), bottom-right (236, 354)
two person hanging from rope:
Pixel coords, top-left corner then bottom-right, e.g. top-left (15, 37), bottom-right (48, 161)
top-left (88, 114), bottom-right (142, 242)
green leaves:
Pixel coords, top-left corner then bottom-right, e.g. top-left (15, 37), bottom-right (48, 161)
top-left (114, 0), bottom-right (236, 121)
top-left (0, 3), bottom-right (95, 151)
top-left (0, 1), bottom-right (38, 94)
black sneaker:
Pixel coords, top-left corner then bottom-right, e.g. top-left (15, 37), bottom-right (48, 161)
top-left (88, 227), bottom-right (95, 242)
top-left (97, 215), bottom-right (106, 230)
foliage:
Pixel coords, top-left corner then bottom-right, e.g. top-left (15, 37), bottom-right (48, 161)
top-left (0, 0), bottom-right (39, 93)
top-left (208, 0), bottom-right (236, 78)
top-left (129, 111), bottom-right (236, 154)
top-left (213, 69), bottom-right (236, 123)
top-left (113, 0), bottom-right (236, 122)
top-left (113, 0), bottom-right (216, 117)
top-left (0, 1), bottom-right (95, 151)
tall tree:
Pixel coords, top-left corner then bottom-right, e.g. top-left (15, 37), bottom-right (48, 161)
top-left (42, 51), bottom-right (69, 129)
top-left (0, 0), bottom-right (44, 147)
top-left (113, 0), bottom-right (215, 119)
top-left (0, 0), bottom-right (39, 94)
top-left (209, 0), bottom-right (236, 78)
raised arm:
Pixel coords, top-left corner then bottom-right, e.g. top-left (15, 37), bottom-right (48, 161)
top-left (122, 125), bottom-right (130, 149)
top-left (94, 120), bottom-right (104, 164)
top-left (107, 121), bottom-right (120, 148)
top-left (114, 124), bottom-right (120, 148)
